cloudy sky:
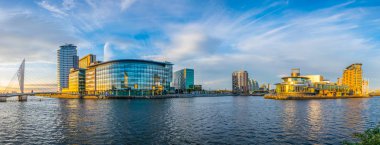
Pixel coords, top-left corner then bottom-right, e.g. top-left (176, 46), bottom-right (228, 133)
top-left (0, 0), bottom-right (379, 90)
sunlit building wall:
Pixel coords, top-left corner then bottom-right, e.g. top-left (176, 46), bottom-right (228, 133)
top-left (85, 67), bottom-right (96, 94)
top-left (342, 63), bottom-right (363, 95)
top-left (275, 69), bottom-right (349, 96)
top-left (232, 70), bottom-right (249, 94)
top-left (79, 54), bottom-right (96, 69)
top-left (57, 44), bottom-right (79, 92)
top-left (303, 75), bottom-right (324, 83)
top-left (62, 68), bottom-right (85, 94)
top-left (362, 79), bottom-right (369, 95)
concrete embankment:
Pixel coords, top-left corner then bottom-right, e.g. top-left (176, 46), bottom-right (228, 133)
top-left (35, 93), bottom-right (231, 99)
top-left (264, 94), bottom-right (372, 100)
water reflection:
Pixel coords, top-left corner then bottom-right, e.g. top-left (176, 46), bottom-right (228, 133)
top-left (282, 101), bottom-right (297, 131)
top-left (307, 100), bottom-right (322, 140)
top-left (343, 99), bottom-right (368, 131)
top-left (0, 96), bottom-right (380, 144)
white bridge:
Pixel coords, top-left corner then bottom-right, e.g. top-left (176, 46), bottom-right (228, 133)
top-left (0, 59), bottom-right (27, 102)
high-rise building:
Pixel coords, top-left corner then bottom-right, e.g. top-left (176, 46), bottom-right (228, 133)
top-left (173, 68), bottom-right (194, 91)
top-left (232, 70), bottom-right (249, 94)
top-left (79, 54), bottom-right (96, 69)
top-left (342, 63), bottom-right (363, 95)
top-left (57, 44), bottom-right (78, 92)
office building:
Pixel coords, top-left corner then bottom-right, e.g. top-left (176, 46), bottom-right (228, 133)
top-left (62, 68), bottom-right (85, 94)
top-left (57, 44), bottom-right (78, 92)
top-left (232, 70), bottom-right (249, 94)
top-left (79, 54), bottom-right (96, 69)
top-left (342, 63), bottom-right (363, 95)
top-left (85, 59), bottom-right (173, 96)
top-left (173, 68), bottom-right (194, 92)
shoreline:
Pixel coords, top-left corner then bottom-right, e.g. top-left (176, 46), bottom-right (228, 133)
top-left (34, 93), bottom-right (233, 99)
top-left (264, 94), bottom-right (372, 100)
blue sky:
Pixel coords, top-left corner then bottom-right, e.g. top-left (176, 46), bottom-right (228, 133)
top-left (0, 0), bottom-right (380, 90)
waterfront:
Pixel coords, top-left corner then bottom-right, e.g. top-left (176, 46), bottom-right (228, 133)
top-left (1, 96), bottom-right (380, 144)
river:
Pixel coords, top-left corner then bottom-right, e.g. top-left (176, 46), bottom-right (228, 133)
top-left (0, 96), bottom-right (379, 144)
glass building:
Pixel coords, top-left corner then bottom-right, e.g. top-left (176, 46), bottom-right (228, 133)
top-left (57, 44), bottom-right (78, 92)
top-left (173, 68), bottom-right (194, 92)
top-left (86, 59), bottom-right (173, 96)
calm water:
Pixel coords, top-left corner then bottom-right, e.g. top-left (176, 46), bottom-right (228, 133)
top-left (0, 96), bottom-right (379, 144)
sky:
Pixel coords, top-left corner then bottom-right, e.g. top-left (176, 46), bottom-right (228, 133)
top-left (0, 0), bottom-right (380, 90)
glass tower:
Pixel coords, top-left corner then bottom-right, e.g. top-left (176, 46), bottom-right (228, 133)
top-left (57, 44), bottom-right (78, 92)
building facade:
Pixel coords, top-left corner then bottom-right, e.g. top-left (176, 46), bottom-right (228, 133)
top-left (173, 68), bottom-right (194, 92)
top-left (62, 68), bottom-right (85, 94)
top-left (79, 54), bottom-right (96, 69)
top-left (362, 79), bottom-right (369, 95)
top-left (86, 59), bottom-right (173, 96)
top-left (342, 63), bottom-right (363, 95)
top-left (248, 79), bottom-right (259, 93)
top-left (303, 75), bottom-right (324, 83)
top-left (57, 44), bottom-right (78, 92)
top-left (232, 70), bottom-right (249, 94)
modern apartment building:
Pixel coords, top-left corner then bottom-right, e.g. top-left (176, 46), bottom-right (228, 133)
top-left (248, 79), bottom-right (259, 93)
top-left (232, 70), bottom-right (249, 94)
top-left (57, 44), bottom-right (78, 92)
top-left (342, 63), bottom-right (363, 95)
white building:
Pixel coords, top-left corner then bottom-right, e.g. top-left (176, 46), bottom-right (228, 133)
top-left (57, 44), bottom-right (78, 92)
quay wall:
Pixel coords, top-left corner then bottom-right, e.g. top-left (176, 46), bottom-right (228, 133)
top-left (34, 93), bottom-right (231, 99)
top-left (264, 94), bottom-right (372, 100)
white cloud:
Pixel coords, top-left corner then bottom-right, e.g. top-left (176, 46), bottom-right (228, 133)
top-left (150, 3), bottom-right (379, 89)
top-left (37, 0), bottom-right (67, 16)
top-left (120, 0), bottom-right (136, 11)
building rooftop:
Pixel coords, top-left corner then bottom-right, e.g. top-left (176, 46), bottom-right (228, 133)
top-left (88, 59), bottom-right (173, 67)
top-left (345, 63), bottom-right (362, 69)
top-left (60, 44), bottom-right (77, 48)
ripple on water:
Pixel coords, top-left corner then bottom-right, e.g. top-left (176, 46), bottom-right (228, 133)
top-left (0, 96), bottom-right (380, 144)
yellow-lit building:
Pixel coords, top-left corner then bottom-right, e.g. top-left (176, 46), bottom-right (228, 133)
top-left (303, 75), bottom-right (323, 83)
top-left (79, 54), bottom-right (96, 69)
top-left (342, 63), bottom-right (363, 95)
top-left (275, 68), bottom-right (349, 96)
top-left (62, 68), bottom-right (86, 94)
top-left (362, 79), bottom-right (369, 95)
top-left (85, 67), bottom-right (96, 95)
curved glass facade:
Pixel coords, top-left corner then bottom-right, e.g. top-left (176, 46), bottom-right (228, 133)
top-left (87, 60), bottom-right (172, 96)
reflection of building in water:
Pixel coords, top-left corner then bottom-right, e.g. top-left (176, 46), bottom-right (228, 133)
top-left (307, 100), bottom-right (322, 140)
top-left (282, 101), bottom-right (297, 131)
top-left (343, 99), bottom-right (367, 130)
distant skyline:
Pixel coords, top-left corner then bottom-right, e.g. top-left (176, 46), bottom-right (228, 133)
top-left (0, 0), bottom-right (380, 89)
